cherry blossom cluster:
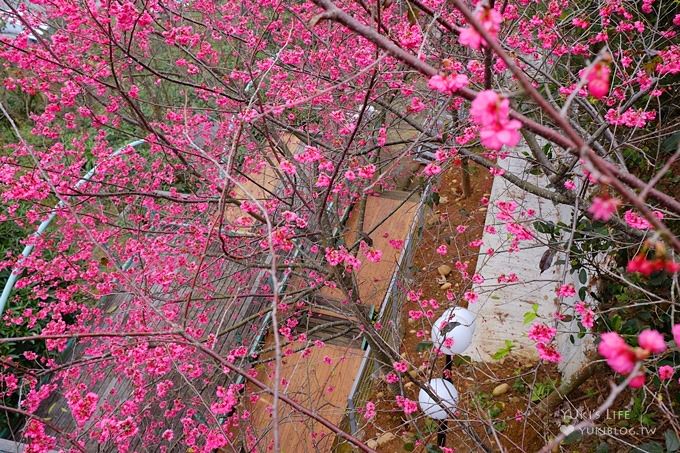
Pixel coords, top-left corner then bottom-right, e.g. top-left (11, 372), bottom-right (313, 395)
top-left (598, 326), bottom-right (680, 388)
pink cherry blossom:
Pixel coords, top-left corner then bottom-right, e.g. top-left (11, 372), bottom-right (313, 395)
top-left (428, 73), bottom-right (469, 95)
top-left (585, 62), bottom-right (611, 99)
top-left (673, 324), bottom-right (680, 348)
top-left (623, 210), bottom-right (663, 230)
top-left (637, 329), bottom-right (666, 354)
top-left (395, 396), bottom-right (419, 415)
top-left (424, 163), bottom-right (442, 176)
top-left (536, 343), bottom-right (562, 363)
top-left (588, 197), bottom-right (620, 221)
top-left (464, 291), bottom-right (479, 303)
top-left (363, 401), bottom-right (376, 419)
top-left (470, 90), bottom-right (522, 150)
top-left (384, 372), bottom-right (399, 384)
top-left (556, 284), bottom-right (576, 298)
top-left (598, 332), bottom-right (637, 374)
top-left (658, 365), bottom-right (674, 380)
top-left (528, 323), bottom-right (557, 344)
top-left (478, 119), bottom-right (522, 150)
top-left (574, 302), bottom-right (595, 329)
top-left (458, 7), bottom-right (503, 50)
top-left (628, 373), bottom-right (646, 388)
top-left (364, 247), bottom-right (382, 263)
top-left (279, 159), bottom-right (296, 175)
top-left (393, 361), bottom-right (408, 373)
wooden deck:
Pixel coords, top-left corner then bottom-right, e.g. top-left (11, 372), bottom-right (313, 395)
top-left (247, 342), bottom-right (365, 452)
top-left (318, 191), bottom-right (420, 308)
top-left (245, 190), bottom-right (420, 452)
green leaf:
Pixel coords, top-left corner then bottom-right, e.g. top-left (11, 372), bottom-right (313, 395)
top-left (403, 442), bottom-right (415, 452)
top-left (512, 378), bottom-right (526, 392)
top-left (579, 268), bottom-right (587, 284)
top-left (578, 286), bottom-right (587, 301)
top-left (416, 341), bottom-right (433, 352)
top-left (453, 355), bottom-right (472, 366)
top-left (595, 442), bottom-right (610, 453)
top-left (635, 442), bottom-right (664, 453)
top-left (542, 142), bottom-right (553, 158)
top-left (426, 192), bottom-right (440, 207)
top-left (661, 131), bottom-right (680, 154)
top-left (523, 311), bottom-right (538, 325)
top-left (493, 420), bottom-right (507, 432)
top-left (424, 418), bottom-right (439, 434)
top-left (491, 340), bottom-right (515, 360)
top-left (639, 413), bottom-right (655, 426)
top-left (488, 403), bottom-right (502, 418)
top-left (665, 430), bottom-right (680, 452)
top-left (533, 221), bottom-right (554, 234)
top-left (563, 430), bottom-right (583, 445)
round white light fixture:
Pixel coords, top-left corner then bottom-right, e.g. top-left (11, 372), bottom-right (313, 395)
top-left (431, 307), bottom-right (476, 355)
top-left (418, 378), bottom-right (459, 420)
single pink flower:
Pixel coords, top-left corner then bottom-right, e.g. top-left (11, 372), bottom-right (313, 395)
top-left (470, 90), bottom-right (507, 126)
top-left (364, 401), bottom-right (376, 419)
top-left (364, 248), bottom-right (382, 263)
top-left (424, 163), bottom-right (442, 176)
top-left (638, 329), bottom-right (666, 354)
top-left (393, 361), bottom-right (408, 373)
top-left (628, 372), bottom-right (645, 388)
top-left (536, 343), bottom-right (562, 363)
top-left (464, 291), bottom-right (479, 303)
top-left (459, 26), bottom-right (483, 50)
top-left (658, 365), bottom-right (674, 380)
top-left (586, 63), bottom-right (610, 99)
top-left (556, 284), bottom-right (576, 298)
top-left (673, 324), bottom-right (680, 348)
top-left (588, 197), bottom-right (620, 221)
top-left (384, 372), bottom-right (399, 384)
top-left (428, 73), bottom-right (469, 94)
top-left (598, 332), bottom-right (637, 375)
top-left (479, 119), bottom-right (522, 150)
top-left (279, 159), bottom-right (296, 175)
top-left (528, 323), bottom-right (557, 344)
top-left (458, 7), bottom-right (502, 50)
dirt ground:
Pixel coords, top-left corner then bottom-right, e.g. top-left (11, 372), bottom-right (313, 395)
top-left (359, 160), bottom-right (562, 452)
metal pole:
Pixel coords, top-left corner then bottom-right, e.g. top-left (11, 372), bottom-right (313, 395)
top-left (437, 420), bottom-right (447, 447)
top-left (0, 140), bottom-right (145, 315)
top-left (437, 354), bottom-right (454, 448)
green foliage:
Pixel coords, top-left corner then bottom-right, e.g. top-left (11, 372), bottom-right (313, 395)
top-left (491, 340), bottom-right (515, 360)
top-left (523, 303), bottom-right (539, 325)
top-left (665, 430), bottom-right (680, 453)
top-left (530, 379), bottom-right (555, 402)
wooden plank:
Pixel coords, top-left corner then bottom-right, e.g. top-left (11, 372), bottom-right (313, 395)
top-left (348, 194), bottom-right (419, 309)
top-left (247, 343), bottom-right (364, 452)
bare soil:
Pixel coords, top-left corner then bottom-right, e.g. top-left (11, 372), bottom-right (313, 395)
top-left (360, 161), bottom-right (561, 452)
